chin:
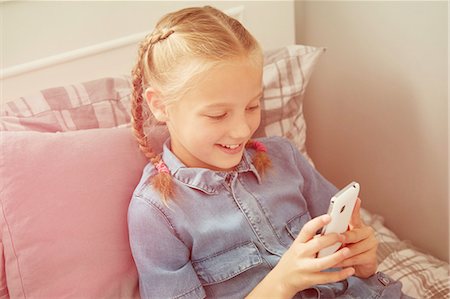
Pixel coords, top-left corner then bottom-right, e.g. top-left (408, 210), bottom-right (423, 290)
top-left (216, 161), bottom-right (241, 171)
top-left (205, 153), bottom-right (244, 171)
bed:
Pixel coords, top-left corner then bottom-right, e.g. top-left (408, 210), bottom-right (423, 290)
top-left (1, 3), bottom-right (448, 299)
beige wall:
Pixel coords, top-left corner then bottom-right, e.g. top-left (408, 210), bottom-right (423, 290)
top-left (2, 0), bottom-right (448, 261)
top-left (1, 1), bottom-right (295, 101)
top-left (296, 1), bottom-right (448, 261)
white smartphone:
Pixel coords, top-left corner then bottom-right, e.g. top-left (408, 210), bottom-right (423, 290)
top-left (317, 181), bottom-right (360, 258)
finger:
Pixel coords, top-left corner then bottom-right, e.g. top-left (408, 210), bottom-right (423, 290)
top-left (296, 214), bottom-right (331, 243)
top-left (305, 246), bottom-right (351, 271)
top-left (344, 226), bottom-right (374, 244)
top-left (349, 198), bottom-right (363, 229)
top-left (335, 247), bottom-right (377, 268)
top-left (310, 267), bottom-right (355, 285)
top-left (301, 233), bottom-right (345, 257)
top-left (335, 245), bottom-right (375, 267)
top-left (344, 234), bottom-right (377, 257)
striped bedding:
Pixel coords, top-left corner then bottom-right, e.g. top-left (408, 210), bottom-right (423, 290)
top-left (1, 47), bottom-right (449, 298)
top-left (361, 209), bottom-right (449, 298)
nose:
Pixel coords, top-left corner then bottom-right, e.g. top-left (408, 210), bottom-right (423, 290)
top-left (229, 115), bottom-right (252, 139)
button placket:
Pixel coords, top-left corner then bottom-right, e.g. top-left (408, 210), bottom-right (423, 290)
top-left (230, 177), bottom-right (285, 257)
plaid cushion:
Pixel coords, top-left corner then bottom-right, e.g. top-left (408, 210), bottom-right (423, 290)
top-left (254, 45), bottom-right (325, 163)
top-left (1, 76), bottom-right (132, 131)
top-left (2, 44), bottom-right (447, 299)
top-left (0, 45), bottom-right (324, 164)
top-left (361, 209), bottom-right (450, 299)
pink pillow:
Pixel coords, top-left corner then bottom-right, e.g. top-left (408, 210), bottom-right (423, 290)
top-left (1, 45), bottom-right (325, 162)
top-left (0, 45), bottom-right (325, 297)
top-left (0, 126), bottom-right (146, 298)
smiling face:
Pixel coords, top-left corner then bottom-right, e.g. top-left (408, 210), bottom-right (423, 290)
top-left (165, 59), bottom-right (263, 171)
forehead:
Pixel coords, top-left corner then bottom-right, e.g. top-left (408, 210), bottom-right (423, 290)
top-left (182, 60), bottom-right (263, 105)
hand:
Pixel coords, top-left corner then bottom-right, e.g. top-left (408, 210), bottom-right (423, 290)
top-left (334, 198), bottom-right (378, 278)
top-left (269, 215), bottom-right (355, 298)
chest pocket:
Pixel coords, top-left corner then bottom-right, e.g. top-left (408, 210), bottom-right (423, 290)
top-left (192, 241), bottom-right (262, 286)
top-left (285, 211), bottom-right (311, 240)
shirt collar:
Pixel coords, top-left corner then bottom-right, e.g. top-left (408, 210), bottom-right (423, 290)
top-left (161, 139), bottom-right (262, 195)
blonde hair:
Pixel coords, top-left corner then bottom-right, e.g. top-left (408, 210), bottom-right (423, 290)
top-left (131, 6), bottom-right (269, 202)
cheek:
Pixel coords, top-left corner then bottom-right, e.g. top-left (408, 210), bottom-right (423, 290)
top-left (250, 111), bottom-right (262, 132)
top-left (188, 120), bottom-right (220, 142)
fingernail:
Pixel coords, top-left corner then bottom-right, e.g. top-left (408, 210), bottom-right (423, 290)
top-left (347, 267), bottom-right (355, 276)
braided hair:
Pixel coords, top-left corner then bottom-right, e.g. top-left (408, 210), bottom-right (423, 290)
top-left (130, 6), bottom-right (271, 203)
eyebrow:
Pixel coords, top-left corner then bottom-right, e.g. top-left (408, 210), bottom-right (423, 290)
top-left (203, 90), bottom-right (264, 109)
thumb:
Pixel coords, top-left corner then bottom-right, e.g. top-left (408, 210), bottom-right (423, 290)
top-left (349, 198), bottom-right (363, 229)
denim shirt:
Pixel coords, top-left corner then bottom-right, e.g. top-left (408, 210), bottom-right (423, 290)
top-left (128, 136), bottom-right (344, 298)
top-left (129, 136), bottom-right (412, 299)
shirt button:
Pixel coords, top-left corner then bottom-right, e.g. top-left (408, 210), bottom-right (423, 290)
top-left (254, 216), bottom-right (261, 223)
top-left (378, 274), bottom-right (390, 286)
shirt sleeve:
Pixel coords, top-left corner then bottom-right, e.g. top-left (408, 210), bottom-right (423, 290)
top-left (286, 139), bottom-right (339, 218)
top-left (128, 195), bottom-right (206, 299)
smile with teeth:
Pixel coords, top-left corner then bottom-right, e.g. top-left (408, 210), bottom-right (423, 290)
top-left (220, 144), bottom-right (240, 149)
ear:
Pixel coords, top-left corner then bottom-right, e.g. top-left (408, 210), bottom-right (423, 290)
top-left (144, 87), bottom-right (169, 122)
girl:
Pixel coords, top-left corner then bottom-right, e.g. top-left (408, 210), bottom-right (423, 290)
top-left (128, 6), bottom-right (411, 299)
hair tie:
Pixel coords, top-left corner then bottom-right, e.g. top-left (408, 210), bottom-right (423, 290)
top-left (246, 140), bottom-right (271, 176)
top-left (156, 160), bottom-right (170, 174)
top-left (252, 141), bottom-right (267, 152)
top-left (246, 140), bottom-right (267, 152)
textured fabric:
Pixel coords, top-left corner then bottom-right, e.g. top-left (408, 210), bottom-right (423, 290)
top-left (0, 44), bottom-right (323, 299)
top-left (255, 45), bottom-right (325, 164)
top-left (1, 44), bottom-right (448, 298)
top-left (129, 136), bottom-right (413, 299)
top-left (0, 76), bottom-right (132, 131)
top-left (361, 209), bottom-right (450, 299)
top-left (0, 45), bottom-right (324, 163)
top-left (306, 272), bottom-right (414, 299)
top-left (0, 126), bottom-right (145, 298)
top-left (128, 136), bottom-right (338, 298)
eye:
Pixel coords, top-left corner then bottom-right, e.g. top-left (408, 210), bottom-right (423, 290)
top-left (246, 104), bottom-right (260, 111)
top-left (206, 113), bottom-right (227, 120)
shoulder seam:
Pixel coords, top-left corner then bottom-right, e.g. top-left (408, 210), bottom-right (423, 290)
top-left (133, 195), bottom-right (185, 242)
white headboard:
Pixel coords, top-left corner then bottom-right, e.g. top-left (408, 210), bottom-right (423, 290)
top-left (1, 1), bottom-right (295, 102)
